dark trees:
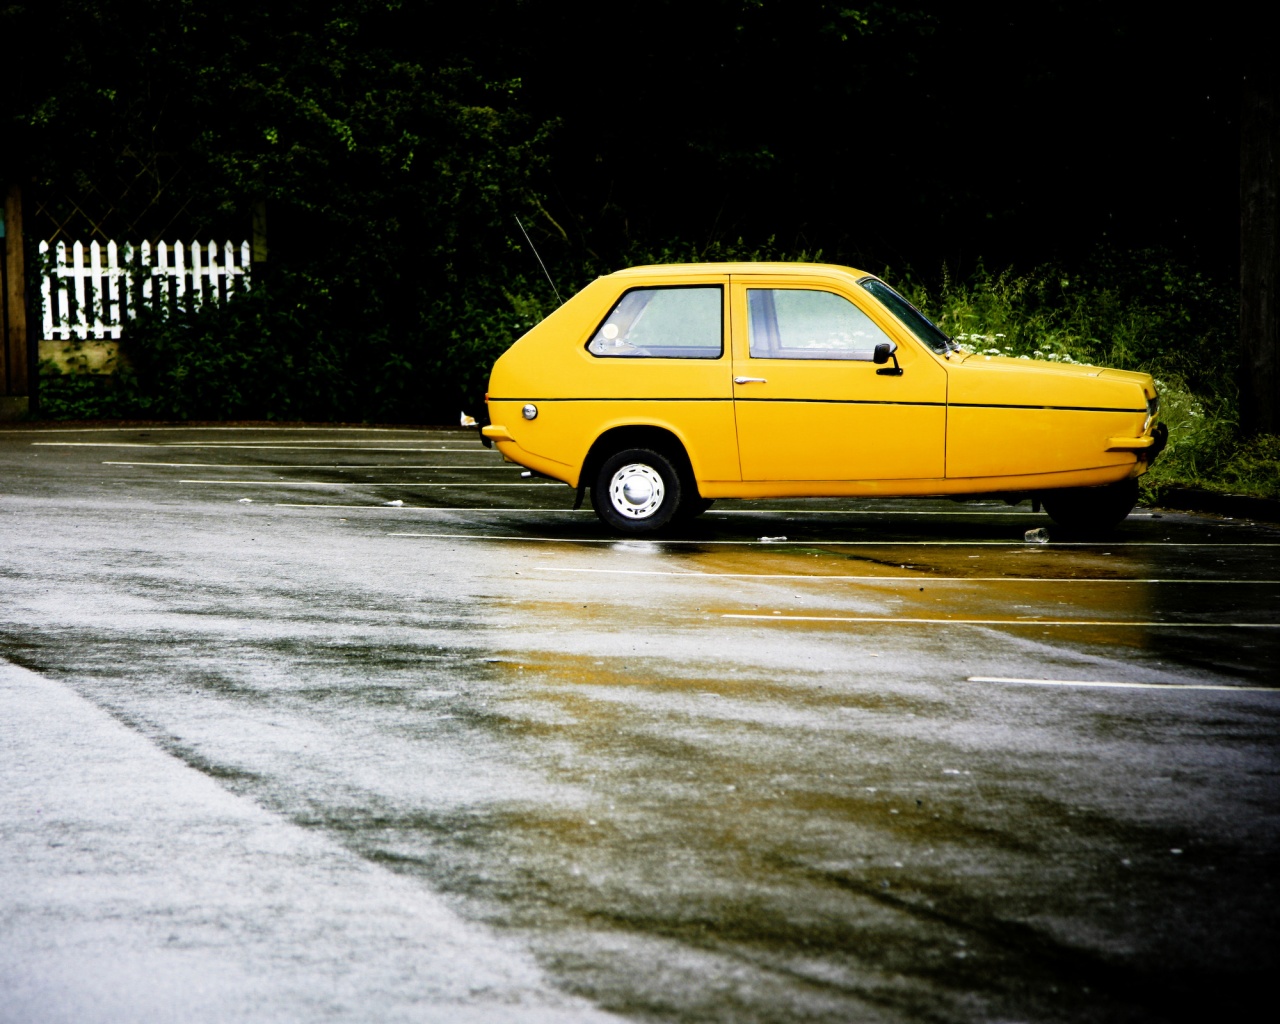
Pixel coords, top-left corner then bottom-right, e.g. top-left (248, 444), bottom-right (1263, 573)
top-left (1240, 69), bottom-right (1279, 435)
top-left (2, 0), bottom-right (556, 418)
top-left (1, 1), bottom-right (1261, 423)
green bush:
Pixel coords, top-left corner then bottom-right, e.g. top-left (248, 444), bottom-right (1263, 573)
top-left (889, 252), bottom-right (1233, 385)
top-left (120, 275), bottom-right (351, 420)
top-left (36, 363), bottom-right (132, 420)
top-left (37, 268), bottom-right (553, 423)
top-left (38, 273), bottom-right (352, 421)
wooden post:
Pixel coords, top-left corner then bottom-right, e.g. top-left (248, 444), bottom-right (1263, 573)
top-left (251, 200), bottom-right (268, 289)
top-left (252, 200), bottom-right (268, 264)
top-left (1241, 70), bottom-right (1280, 436)
top-left (0, 198), bottom-right (7, 396)
top-left (2, 184), bottom-right (30, 415)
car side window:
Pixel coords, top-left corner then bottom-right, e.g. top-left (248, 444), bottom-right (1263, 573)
top-left (748, 288), bottom-right (893, 360)
top-left (587, 286), bottom-right (723, 358)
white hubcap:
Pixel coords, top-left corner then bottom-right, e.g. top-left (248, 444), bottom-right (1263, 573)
top-left (608, 463), bottom-right (665, 519)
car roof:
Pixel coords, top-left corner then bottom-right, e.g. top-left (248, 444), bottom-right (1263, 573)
top-left (606, 262), bottom-right (874, 281)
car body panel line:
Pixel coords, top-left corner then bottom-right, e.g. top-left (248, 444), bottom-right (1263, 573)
top-left (734, 397), bottom-right (945, 407)
top-left (490, 397), bottom-right (1144, 413)
top-left (949, 401), bottom-right (1148, 413)
top-left (485, 396), bottom-right (732, 403)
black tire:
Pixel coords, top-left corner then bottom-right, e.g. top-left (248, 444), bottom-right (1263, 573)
top-left (674, 497), bottom-right (715, 522)
top-left (1041, 478), bottom-right (1139, 535)
top-left (592, 447), bottom-right (684, 534)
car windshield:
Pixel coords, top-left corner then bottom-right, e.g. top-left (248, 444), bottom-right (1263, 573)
top-left (858, 278), bottom-right (958, 354)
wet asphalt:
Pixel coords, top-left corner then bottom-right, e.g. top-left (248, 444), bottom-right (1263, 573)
top-left (1, 424), bottom-right (1278, 1023)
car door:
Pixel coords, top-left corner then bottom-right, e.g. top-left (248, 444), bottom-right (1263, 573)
top-left (729, 275), bottom-right (948, 482)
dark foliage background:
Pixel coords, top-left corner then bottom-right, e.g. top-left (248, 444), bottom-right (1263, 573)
top-left (4, 0), bottom-right (1252, 475)
top-left (511, 1), bottom-right (1239, 274)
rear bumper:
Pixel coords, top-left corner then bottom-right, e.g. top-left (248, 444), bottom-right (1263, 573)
top-left (480, 425), bottom-right (576, 486)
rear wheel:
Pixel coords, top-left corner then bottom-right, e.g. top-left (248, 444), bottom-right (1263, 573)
top-left (1041, 478), bottom-right (1139, 535)
top-left (592, 448), bottom-right (684, 534)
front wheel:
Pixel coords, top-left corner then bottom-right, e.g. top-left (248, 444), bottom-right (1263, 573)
top-left (592, 448), bottom-right (684, 534)
top-left (1041, 478), bottom-right (1139, 535)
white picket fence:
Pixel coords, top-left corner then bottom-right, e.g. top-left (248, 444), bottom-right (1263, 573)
top-left (40, 239), bottom-right (252, 341)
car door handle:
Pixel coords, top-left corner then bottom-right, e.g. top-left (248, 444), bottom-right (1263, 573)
top-left (734, 376), bottom-right (768, 384)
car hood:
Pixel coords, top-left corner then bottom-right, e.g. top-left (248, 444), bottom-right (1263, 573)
top-left (951, 352), bottom-right (1154, 387)
top-left (948, 352), bottom-right (1154, 407)
top-left (951, 351), bottom-right (1110, 374)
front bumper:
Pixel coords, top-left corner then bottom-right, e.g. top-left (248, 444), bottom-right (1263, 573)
top-left (1106, 422), bottom-right (1168, 463)
top-left (1143, 421), bottom-right (1169, 462)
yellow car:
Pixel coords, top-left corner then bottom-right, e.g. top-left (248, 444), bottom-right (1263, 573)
top-left (477, 263), bottom-right (1166, 534)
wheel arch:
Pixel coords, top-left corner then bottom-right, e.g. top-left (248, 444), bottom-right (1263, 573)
top-left (581, 424), bottom-right (699, 496)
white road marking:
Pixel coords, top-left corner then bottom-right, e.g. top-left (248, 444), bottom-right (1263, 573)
top-left (184, 480), bottom-right (346, 487)
top-left (105, 461), bottom-right (504, 469)
top-left (180, 480), bottom-right (560, 487)
top-left (274, 504), bottom-right (588, 511)
top-left (385, 533), bottom-right (1280, 548)
top-left (35, 443), bottom-right (485, 452)
top-left (3, 425), bottom-right (440, 433)
top-left (966, 676), bottom-right (1277, 691)
top-left (390, 533), bottom-right (822, 545)
top-left (713, 509), bottom-right (1154, 518)
top-left (532, 567), bottom-right (1278, 584)
top-left (181, 438), bottom-right (458, 444)
top-left (815, 541), bottom-right (1280, 547)
top-left (107, 470), bottom-right (1096, 504)
top-left (723, 613), bottom-right (1279, 627)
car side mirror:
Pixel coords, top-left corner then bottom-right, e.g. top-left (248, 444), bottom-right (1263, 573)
top-left (873, 342), bottom-right (903, 376)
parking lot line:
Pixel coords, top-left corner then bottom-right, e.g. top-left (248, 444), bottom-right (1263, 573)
top-left (105, 462), bottom-right (504, 469)
top-left (966, 676), bottom-right (1278, 691)
top-left (181, 479), bottom-right (560, 487)
top-left (179, 438), bottom-right (460, 444)
top-left (724, 613), bottom-right (1279, 627)
top-left (711, 509), bottom-right (1155, 518)
top-left (97, 478), bottom-right (1146, 520)
top-left (36, 443), bottom-right (486, 452)
top-left (532, 567), bottom-right (1279, 584)
top-left (387, 532), bottom-right (1280, 547)
top-left (175, 437), bottom-right (460, 442)
top-left (274, 504), bottom-right (587, 511)
top-left (184, 480), bottom-right (348, 487)
top-left (2, 425), bottom-right (434, 433)
top-left (390, 533), bottom-right (832, 545)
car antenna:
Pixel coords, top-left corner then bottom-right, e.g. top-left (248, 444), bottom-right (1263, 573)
top-left (514, 215), bottom-right (563, 306)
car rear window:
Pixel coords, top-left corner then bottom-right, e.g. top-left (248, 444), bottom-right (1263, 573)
top-left (747, 288), bottom-right (892, 360)
top-left (587, 286), bottom-right (723, 358)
